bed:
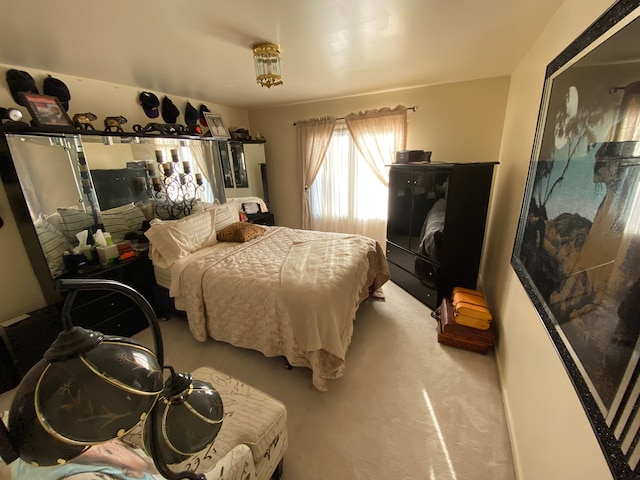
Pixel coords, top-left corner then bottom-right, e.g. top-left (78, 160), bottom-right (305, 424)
top-left (145, 202), bottom-right (389, 391)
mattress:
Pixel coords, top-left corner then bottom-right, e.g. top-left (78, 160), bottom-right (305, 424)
top-left (153, 264), bottom-right (172, 289)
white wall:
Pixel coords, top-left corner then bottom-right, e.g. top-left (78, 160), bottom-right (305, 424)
top-left (481, 0), bottom-right (620, 478)
top-left (0, 63), bottom-right (249, 321)
top-left (0, 2), bottom-right (626, 475)
top-left (248, 76), bottom-right (511, 229)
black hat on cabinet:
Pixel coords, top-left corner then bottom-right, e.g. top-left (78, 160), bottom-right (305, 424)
top-left (199, 104), bottom-right (211, 126)
top-left (139, 91), bottom-right (160, 118)
top-left (43, 75), bottom-right (71, 111)
top-left (162, 96), bottom-right (180, 123)
top-left (185, 102), bottom-right (199, 126)
top-left (6, 69), bottom-right (39, 106)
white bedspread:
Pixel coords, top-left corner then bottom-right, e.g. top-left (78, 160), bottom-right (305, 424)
top-left (169, 226), bottom-right (389, 391)
top-left (281, 236), bottom-right (371, 360)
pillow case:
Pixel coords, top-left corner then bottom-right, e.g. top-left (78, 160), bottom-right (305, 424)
top-left (43, 212), bottom-right (64, 233)
top-left (209, 202), bottom-right (239, 232)
top-left (57, 207), bottom-right (95, 244)
top-left (144, 208), bottom-right (217, 269)
top-left (34, 216), bottom-right (71, 275)
top-left (101, 202), bottom-right (147, 242)
top-left (217, 222), bottom-right (265, 243)
top-left (136, 200), bottom-right (155, 221)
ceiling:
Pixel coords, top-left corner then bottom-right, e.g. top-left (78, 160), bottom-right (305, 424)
top-left (1, 0), bottom-right (564, 110)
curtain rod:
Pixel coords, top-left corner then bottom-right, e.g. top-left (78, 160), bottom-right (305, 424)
top-left (293, 106), bottom-right (416, 126)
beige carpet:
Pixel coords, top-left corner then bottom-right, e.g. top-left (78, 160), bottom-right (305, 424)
top-left (133, 281), bottom-right (516, 480)
top-left (0, 281), bottom-right (514, 479)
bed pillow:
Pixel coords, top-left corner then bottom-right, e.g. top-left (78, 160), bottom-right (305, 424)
top-left (217, 222), bottom-right (265, 243)
top-left (144, 208), bottom-right (217, 269)
top-left (56, 207), bottom-right (95, 244)
top-left (34, 215), bottom-right (72, 275)
top-left (136, 200), bottom-right (156, 221)
top-left (101, 202), bottom-right (147, 242)
top-left (44, 211), bottom-right (64, 233)
top-left (210, 202), bottom-right (239, 231)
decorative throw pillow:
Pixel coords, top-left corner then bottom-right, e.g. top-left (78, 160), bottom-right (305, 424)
top-left (144, 208), bottom-right (217, 269)
top-left (34, 216), bottom-right (71, 275)
top-left (56, 207), bottom-right (95, 244)
top-left (100, 202), bottom-right (147, 242)
top-left (217, 222), bottom-right (265, 243)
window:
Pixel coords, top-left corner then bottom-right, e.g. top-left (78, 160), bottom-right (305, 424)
top-left (309, 124), bottom-right (389, 245)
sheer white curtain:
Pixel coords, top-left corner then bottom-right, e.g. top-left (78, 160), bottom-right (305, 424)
top-left (309, 106), bottom-right (407, 247)
top-left (345, 105), bottom-right (408, 187)
top-left (189, 141), bottom-right (215, 203)
top-left (296, 117), bottom-right (336, 228)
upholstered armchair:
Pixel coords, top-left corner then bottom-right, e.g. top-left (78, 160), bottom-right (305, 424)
top-left (1, 366), bottom-right (287, 480)
top-left (0, 279), bottom-right (287, 480)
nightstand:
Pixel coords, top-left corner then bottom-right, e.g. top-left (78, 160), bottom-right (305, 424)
top-left (61, 254), bottom-right (156, 338)
top-left (247, 211), bottom-right (275, 226)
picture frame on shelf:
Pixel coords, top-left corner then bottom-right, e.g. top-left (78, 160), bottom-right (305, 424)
top-left (510, 1), bottom-right (640, 477)
top-left (204, 112), bottom-right (230, 140)
top-left (242, 202), bottom-right (261, 215)
top-left (20, 93), bottom-right (73, 127)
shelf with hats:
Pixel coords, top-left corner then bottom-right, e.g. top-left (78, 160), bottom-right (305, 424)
top-left (2, 69), bottom-right (246, 141)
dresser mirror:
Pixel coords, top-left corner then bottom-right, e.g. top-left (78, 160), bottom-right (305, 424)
top-left (1, 132), bottom-right (227, 289)
top-left (221, 141), bottom-right (268, 203)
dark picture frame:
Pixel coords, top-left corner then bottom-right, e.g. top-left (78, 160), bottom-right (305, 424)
top-left (511, 1), bottom-right (640, 477)
top-left (216, 141), bottom-right (234, 188)
top-left (20, 93), bottom-right (73, 127)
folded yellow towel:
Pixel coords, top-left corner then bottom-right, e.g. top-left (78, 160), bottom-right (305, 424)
top-left (454, 313), bottom-right (492, 330)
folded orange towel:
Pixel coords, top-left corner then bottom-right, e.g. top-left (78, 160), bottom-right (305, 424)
top-left (453, 291), bottom-right (488, 309)
top-left (452, 287), bottom-right (484, 298)
top-left (454, 301), bottom-right (493, 321)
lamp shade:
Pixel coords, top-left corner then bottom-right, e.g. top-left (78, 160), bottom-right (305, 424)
top-left (145, 373), bottom-right (224, 466)
top-left (8, 328), bottom-right (163, 466)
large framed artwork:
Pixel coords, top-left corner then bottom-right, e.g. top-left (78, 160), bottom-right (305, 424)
top-left (511, 1), bottom-right (640, 476)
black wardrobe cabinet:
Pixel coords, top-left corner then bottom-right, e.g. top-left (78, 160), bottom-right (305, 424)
top-left (386, 162), bottom-right (497, 310)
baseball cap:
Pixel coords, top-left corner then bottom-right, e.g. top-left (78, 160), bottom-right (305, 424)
top-left (199, 104), bottom-right (211, 126)
top-left (43, 75), bottom-right (71, 111)
top-left (6, 69), bottom-right (39, 106)
top-left (139, 91), bottom-right (160, 118)
top-left (162, 96), bottom-right (179, 123)
top-left (185, 102), bottom-right (199, 126)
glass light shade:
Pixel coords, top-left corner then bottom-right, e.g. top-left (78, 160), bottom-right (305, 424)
top-left (145, 374), bottom-right (224, 466)
top-left (8, 329), bottom-right (163, 466)
top-left (253, 42), bottom-right (283, 88)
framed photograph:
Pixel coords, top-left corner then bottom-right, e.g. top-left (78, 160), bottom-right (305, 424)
top-left (511, 1), bottom-right (640, 476)
top-left (204, 112), bottom-right (230, 140)
top-left (242, 202), bottom-right (261, 215)
top-left (20, 93), bottom-right (73, 127)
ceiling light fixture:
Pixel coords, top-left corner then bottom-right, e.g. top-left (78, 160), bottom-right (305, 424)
top-left (253, 42), bottom-right (283, 88)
